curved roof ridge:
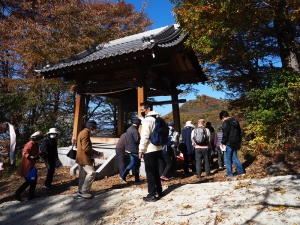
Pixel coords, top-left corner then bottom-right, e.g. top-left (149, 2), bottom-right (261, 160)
top-left (40, 24), bottom-right (185, 72)
top-left (103, 25), bottom-right (169, 47)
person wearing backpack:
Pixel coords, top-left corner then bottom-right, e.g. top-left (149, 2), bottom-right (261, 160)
top-left (219, 111), bottom-right (245, 178)
top-left (138, 101), bottom-right (164, 202)
top-left (40, 128), bottom-right (59, 190)
top-left (191, 119), bottom-right (211, 178)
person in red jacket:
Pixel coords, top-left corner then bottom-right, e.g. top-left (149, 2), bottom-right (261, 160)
top-left (13, 131), bottom-right (43, 201)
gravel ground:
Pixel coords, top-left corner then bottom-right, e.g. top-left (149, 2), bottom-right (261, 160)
top-left (1, 175), bottom-right (300, 225)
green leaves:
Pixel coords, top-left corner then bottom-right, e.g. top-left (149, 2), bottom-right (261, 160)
top-left (244, 70), bottom-right (300, 152)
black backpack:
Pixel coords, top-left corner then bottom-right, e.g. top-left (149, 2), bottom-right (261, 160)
top-left (150, 117), bottom-right (169, 146)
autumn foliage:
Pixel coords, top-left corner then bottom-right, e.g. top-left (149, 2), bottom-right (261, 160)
top-left (170, 0), bottom-right (300, 153)
top-left (0, 0), bottom-right (152, 151)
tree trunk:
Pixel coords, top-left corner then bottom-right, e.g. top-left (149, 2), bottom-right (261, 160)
top-left (273, 0), bottom-right (300, 73)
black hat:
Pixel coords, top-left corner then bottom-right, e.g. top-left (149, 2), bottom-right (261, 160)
top-left (86, 120), bottom-right (98, 128)
top-left (132, 118), bottom-right (141, 125)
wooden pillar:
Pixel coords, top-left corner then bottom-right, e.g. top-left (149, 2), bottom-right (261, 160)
top-left (72, 93), bottom-right (85, 144)
top-left (118, 99), bottom-right (124, 135)
top-left (137, 87), bottom-right (146, 117)
top-left (171, 86), bottom-right (181, 133)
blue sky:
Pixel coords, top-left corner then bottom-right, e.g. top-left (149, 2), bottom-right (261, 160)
top-left (126, 0), bottom-right (226, 116)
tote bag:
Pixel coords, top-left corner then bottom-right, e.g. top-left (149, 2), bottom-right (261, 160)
top-left (27, 167), bottom-right (37, 182)
top-left (67, 144), bottom-right (77, 160)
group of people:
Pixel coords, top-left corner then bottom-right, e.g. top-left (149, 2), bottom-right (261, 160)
top-left (14, 120), bottom-right (101, 201)
top-left (175, 110), bottom-right (245, 179)
top-left (116, 118), bottom-right (179, 184)
top-left (13, 101), bottom-right (245, 203)
top-left (115, 102), bottom-right (245, 202)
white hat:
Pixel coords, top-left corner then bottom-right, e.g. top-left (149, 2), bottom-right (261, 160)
top-left (185, 121), bottom-right (195, 128)
top-left (47, 128), bottom-right (58, 134)
top-left (31, 131), bottom-right (43, 138)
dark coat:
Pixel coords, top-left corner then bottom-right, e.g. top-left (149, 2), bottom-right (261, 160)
top-left (116, 132), bottom-right (126, 150)
top-left (221, 118), bottom-right (242, 147)
top-left (125, 125), bottom-right (140, 153)
top-left (181, 127), bottom-right (194, 155)
top-left (40, 137), bottom-right (58, 160)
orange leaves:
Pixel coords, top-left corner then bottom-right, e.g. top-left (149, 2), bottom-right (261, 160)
top-left (3, 0), bottom-right (152, 72)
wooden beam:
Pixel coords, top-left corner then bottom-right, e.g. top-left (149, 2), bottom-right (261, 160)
top-left (146, 89), bottom-right (170, 97)
top-left (152, 99), bottom-right (186, 106)
top-left (137, 87), bottom-right (146, 117)
top-left (72, 93), bottom-right (85, 144)
top-left (171, 89), bottom-right (181, 133)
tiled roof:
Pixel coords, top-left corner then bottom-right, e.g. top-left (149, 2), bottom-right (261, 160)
top-left (40, 24), bottom-right (185, 73)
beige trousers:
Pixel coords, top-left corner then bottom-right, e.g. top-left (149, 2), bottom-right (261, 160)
top-left (78, 164), bottom-right (96, 193)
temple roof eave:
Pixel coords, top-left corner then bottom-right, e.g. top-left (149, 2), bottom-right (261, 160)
top-left (40, 24), bottom-right (186, 73)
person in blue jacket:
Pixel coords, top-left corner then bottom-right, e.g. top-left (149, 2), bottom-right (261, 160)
top-left (181, 121), bottom-right (196, 174)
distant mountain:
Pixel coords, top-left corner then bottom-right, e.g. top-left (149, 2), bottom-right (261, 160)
top-left (163, 94), bottom-right (228, 130)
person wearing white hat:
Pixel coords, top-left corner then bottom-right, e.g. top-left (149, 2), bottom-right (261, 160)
top-left (180, 121), bottom-right (196, 174)
top-left (40, 128), bottom-right (59, 190)
top-left (13, 131), bottom-right (43, 201)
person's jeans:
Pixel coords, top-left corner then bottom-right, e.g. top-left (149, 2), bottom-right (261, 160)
top-left (159, 153), bottom-right (173, 177)
top-left (78, 164), bottom-right (96, 193)
top-left (194, 148), bottom-right (210, 176)
top-left (225, 145), bottom-right (244, 177)
top-left (121, 153), bottom-right (141, 181)
top-left (144, 151), bottom-right (163, 197)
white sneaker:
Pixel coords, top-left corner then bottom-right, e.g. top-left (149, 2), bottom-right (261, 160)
top-left (77, 192), bottom-right (92, 199)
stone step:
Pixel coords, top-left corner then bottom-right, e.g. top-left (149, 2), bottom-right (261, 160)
top-left (59, 143), bottom-right (146, 179)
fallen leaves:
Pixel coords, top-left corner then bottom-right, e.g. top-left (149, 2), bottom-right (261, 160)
top-left (234, 181), bottom-right (253, 189)
top-left (182, 204), bottom-right (191, 209)
top-left (271, 205), bottom-right (287, 211)
top-left (273, 187), bottom-right (287, 195)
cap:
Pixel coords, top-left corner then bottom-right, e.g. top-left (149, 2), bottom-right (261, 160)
top-left (132, 118), bottom-right (141, 125)
top-left (85, 120), bottom-right (98, 128)
top-left (168, 121), bottom-right (175, 126)
top-left (47, 128), bottom-right (58, 134)
top-left (198, 119), bottom-right (205, 122)
top-left (31, 131), bottom-right (43, 139)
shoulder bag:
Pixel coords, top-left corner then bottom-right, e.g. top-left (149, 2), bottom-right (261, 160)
top-left (67, 143), bottom-right (77, 160)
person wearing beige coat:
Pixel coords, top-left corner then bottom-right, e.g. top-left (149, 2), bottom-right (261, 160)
top-left (138, 101), bottom-right (163, 202)
top-left (76, 120), bottom-right (100, 199)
